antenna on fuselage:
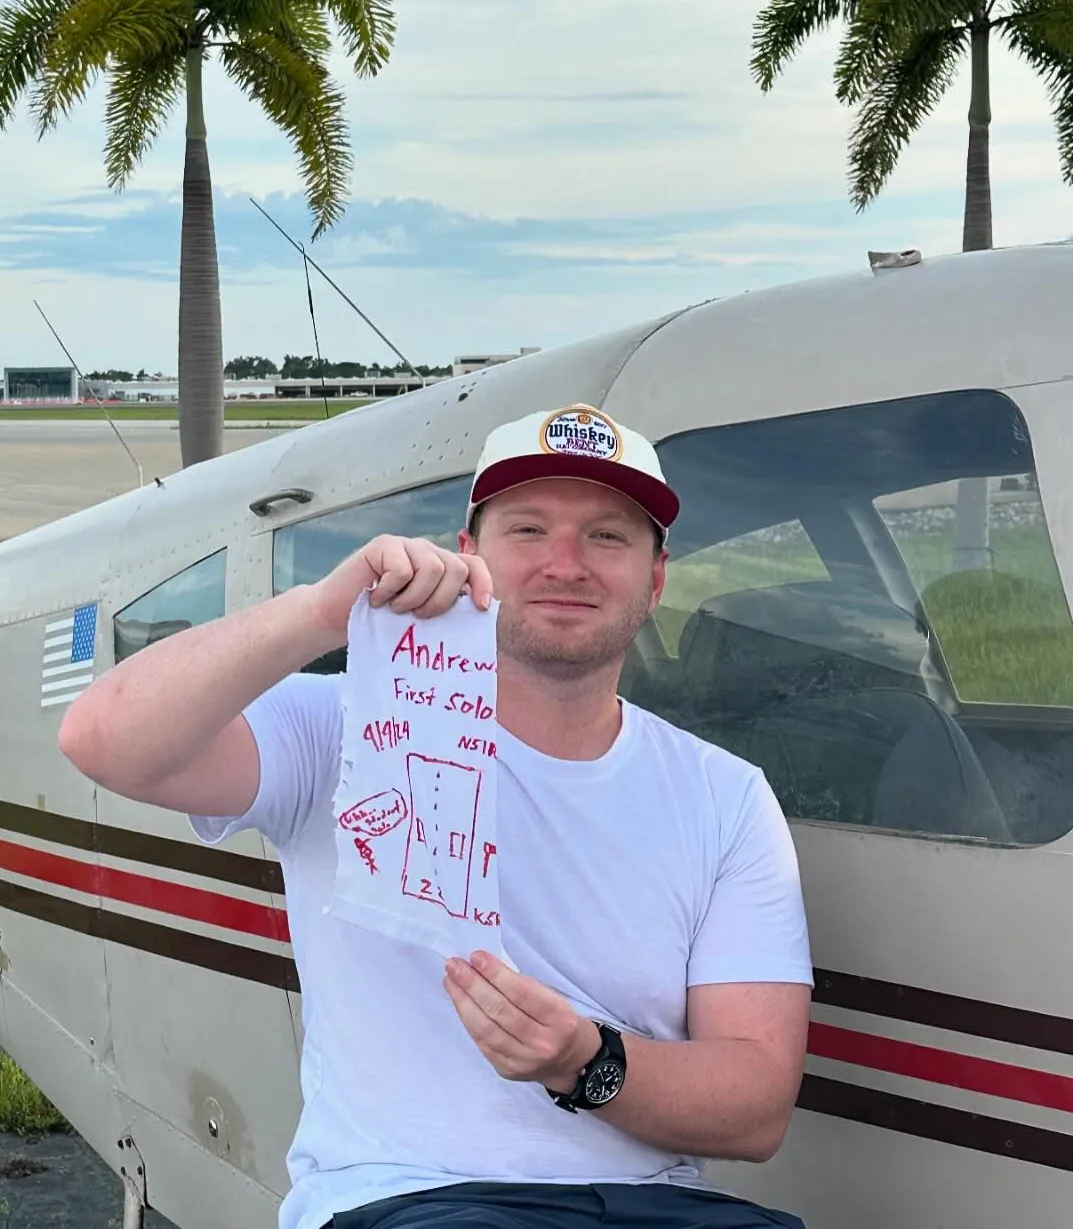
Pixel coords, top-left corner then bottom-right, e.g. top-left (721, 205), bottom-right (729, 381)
top-left (33, 300), bottom-right (149, 489)
top-left (248, 198), bottom-right (424, 382)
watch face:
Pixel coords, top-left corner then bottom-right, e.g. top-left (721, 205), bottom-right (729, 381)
top-left (584, 1060), bottom-right (624, 1105)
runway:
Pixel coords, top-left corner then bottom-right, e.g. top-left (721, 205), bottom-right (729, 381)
top-left (0, 419), bottom-right (294, 540)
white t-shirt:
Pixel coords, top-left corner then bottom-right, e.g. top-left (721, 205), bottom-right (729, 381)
top-left (189, 673), bottom-right (812, 1229)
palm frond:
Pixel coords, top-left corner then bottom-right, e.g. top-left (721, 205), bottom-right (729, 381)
top-left (838, 0), bottom-right (974, 102)
top-left (271, 0), bottom-right (332, 60)
top-left (847, 23), bottom-right (968, 208)
top-left (1002, 0), bottom-right (1073, 59)
top-left (103, 47), bottom-right (184, 187)
top-left (855, 0), bottom-right (976, 32)
top-left (220, 32), bottom-right (352, 236)
top-left (32, 0), bottom-right (188, 132)
top-left (204, 0), bottom-right (290, 26)
top-left (834, 13), bottom-right (905, 103)
top-left (206, 0), bottom-right (329, 57)
top-left (750, 0), bottom-right (857, 91)
top-left (1006, 14), bottom-right (1073, 185)
top-left (0, 0), bottom-right (68, 129)
top-left (324, 0), bottom-right (396, 77)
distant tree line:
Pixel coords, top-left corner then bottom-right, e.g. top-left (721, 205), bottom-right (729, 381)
top-left (86, 357), bottom-right (453, 383)
top-left (226, 354), bottom-right (452, 380)
top-left (86, 368), bottom-right (153, 382)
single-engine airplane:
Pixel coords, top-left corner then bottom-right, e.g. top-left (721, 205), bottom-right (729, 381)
top-left (2, 243), bottom-right (1072, 1228)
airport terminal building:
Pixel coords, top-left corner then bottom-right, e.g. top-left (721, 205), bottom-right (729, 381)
top-left (2, 365), bottom-right (78, 403)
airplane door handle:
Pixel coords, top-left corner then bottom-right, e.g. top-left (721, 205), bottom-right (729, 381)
top-left (249, 488), bottom-right (315, 517)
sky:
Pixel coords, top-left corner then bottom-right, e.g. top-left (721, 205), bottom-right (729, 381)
top-left (1, 0), bottom-right (1071, 374)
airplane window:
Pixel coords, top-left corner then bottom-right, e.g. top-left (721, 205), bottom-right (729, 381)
top-left (655, 521), bottom-right (829, 654)
top-left (273, 477), bottom-right (471, 595)
top-left (272, 476), bottom-right (472, 674)
top-left (875, 477), bottom-right (1070, 705)
top-left (113, 550), bottom-right (226, 663)
top-left (623, 390), bottom-right (1073, 846)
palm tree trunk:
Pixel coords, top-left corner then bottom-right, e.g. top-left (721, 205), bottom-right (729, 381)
top-left (177, 43), bottom-right (223, 467)
top-left (962, 11), bottom-right (992, 251)
top-left (954, 7), bottom-right (992, 571)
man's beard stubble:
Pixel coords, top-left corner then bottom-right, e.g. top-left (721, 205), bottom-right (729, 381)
top-left (495, 586), bottom-right (653, 680)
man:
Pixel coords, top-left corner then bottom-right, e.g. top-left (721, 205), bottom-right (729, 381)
top-left (59, 405), bottom-right (813, 1229)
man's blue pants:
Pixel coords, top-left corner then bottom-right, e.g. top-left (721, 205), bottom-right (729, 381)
top-left (327, 1181), bottom-right (806, 1228)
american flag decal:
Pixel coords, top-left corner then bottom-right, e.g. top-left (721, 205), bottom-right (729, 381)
top-left (41, 603), bottom-right (98, 709)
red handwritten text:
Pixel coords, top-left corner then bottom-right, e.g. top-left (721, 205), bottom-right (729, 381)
top-left (338, 789), bottom-right (408, 837)
top-left (393, 677), bottom-right (437, 707)
top-left (458, 735), bottom-right (497, 758)
top-left (472, 909), bottom-right (501, 927)
top-left (445, 691), bottom-right (494, 721)
top-left (482, 840), bottom-right (496, 878)
top-left (391, 624), bottom-right (496, 674)
top-left (363, 717), bottom-right (411, 754)
top-left (353, 836), bottom-right (378, 875)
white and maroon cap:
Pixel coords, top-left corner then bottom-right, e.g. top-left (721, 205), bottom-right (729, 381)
top-left (467, 404), bottom-right (680, 536)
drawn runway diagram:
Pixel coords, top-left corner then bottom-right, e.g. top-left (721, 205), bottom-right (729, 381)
top-left (401, 753), bottom-right (482, 918)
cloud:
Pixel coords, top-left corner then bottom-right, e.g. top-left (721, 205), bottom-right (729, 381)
top-left (0, 0), bottom-right (1070, 373)
top-left (414, 90), bottom-right (694, 103)
top-left (0, 188), bottom-right (809, 277)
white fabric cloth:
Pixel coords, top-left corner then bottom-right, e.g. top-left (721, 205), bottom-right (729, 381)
top-left (189, 673), bottom-right (812, 1229)
top-left (329, 595), bottom-right (507, 961)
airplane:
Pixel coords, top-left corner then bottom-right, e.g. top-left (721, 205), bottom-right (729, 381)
top-left (1, 240), bottom-right (1072, 1229)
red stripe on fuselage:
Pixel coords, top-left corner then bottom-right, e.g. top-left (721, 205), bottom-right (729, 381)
top-left (0, 838), bottom-right (290, 943)
top-left (809, 1021), bottom-right (1073, 1114)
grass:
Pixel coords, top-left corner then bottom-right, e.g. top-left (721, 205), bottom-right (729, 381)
top-left (924, 569), bottom-right (1073, 705)
top-left (0, 1054), bottom-right (69, 1136)
top-left (898, 525), bottom-right (1073, 705)
top-left (0, 398), bottom-right (371, 422)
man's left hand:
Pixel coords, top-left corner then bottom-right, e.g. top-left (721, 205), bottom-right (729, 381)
top-left (444, 951), bottom-right (600, 1093)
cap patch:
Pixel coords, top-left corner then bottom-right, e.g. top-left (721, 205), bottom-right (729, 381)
top-left (539, 406), bottom-right (622, 463)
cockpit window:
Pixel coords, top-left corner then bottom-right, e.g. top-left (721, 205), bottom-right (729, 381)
top-left (273, 477), bottom-right (470, 595)
top-left (622, 390), bottom-right (1073, 846)
top-left (113, 550), bottom-right (226, 663)
top-left (656, 520), bottom-right (829, 653)
top-left (272, 477), bottom-right (471, 674)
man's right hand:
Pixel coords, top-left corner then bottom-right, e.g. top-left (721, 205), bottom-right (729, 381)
top-left (310, 535), bottom-right (494, 635)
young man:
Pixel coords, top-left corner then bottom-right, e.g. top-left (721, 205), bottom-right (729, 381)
top-left (59, 406), bottom-right (813, 1229)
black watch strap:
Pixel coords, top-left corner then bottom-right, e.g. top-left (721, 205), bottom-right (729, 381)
top-left (546, 1022), bottom-right (627, 1113)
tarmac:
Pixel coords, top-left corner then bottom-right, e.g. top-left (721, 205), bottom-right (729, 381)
top-left (0, 1130), bottom-right (176, 1229)
top-left (0, 420), bottom-right (294, 541)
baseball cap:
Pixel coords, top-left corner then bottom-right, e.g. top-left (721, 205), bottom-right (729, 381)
top-left (467, 404), bottom-right (680, 537)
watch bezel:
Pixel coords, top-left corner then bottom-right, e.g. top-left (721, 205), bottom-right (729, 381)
top-left (546, 1021), bottom-right (627, 1112)
top-left (583, 1058), bottom-right (625, 1104)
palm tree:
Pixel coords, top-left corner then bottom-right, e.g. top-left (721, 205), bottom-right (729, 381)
top-left (0, 0), bottom-right (395, 467)
top-left (751, 0), bottom-right (1073, 568)
top-left (751, 0), bottom-right (1073, 252)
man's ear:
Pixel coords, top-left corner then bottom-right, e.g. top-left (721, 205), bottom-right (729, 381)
top-left (458, 528), bottom-right (478, 555)
top-left (649, 547), bottom-right (669, 614)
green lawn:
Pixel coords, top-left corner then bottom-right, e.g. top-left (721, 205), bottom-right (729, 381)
top-left (0, 1054), bottom-right (68, 1136)
top-left (0, 399), bottom-right (371, 422)
top-left (899, 525), bottom-right (1073, 704)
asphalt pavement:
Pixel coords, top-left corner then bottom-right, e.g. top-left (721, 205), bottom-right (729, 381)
top-left (0, 419), bottom-right (292, 540)
top-left (0, 1131), bottom-right (176, 1229)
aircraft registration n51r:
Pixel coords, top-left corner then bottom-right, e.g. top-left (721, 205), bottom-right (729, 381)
top-left (1, 243), bottom-right (1072, 1228)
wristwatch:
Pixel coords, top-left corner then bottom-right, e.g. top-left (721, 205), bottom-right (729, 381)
top-left (546, 1022), bottom-right (627, 1113)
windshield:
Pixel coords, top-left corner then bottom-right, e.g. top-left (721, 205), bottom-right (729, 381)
top-left (624, 389), bottom-right (1073, 846)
